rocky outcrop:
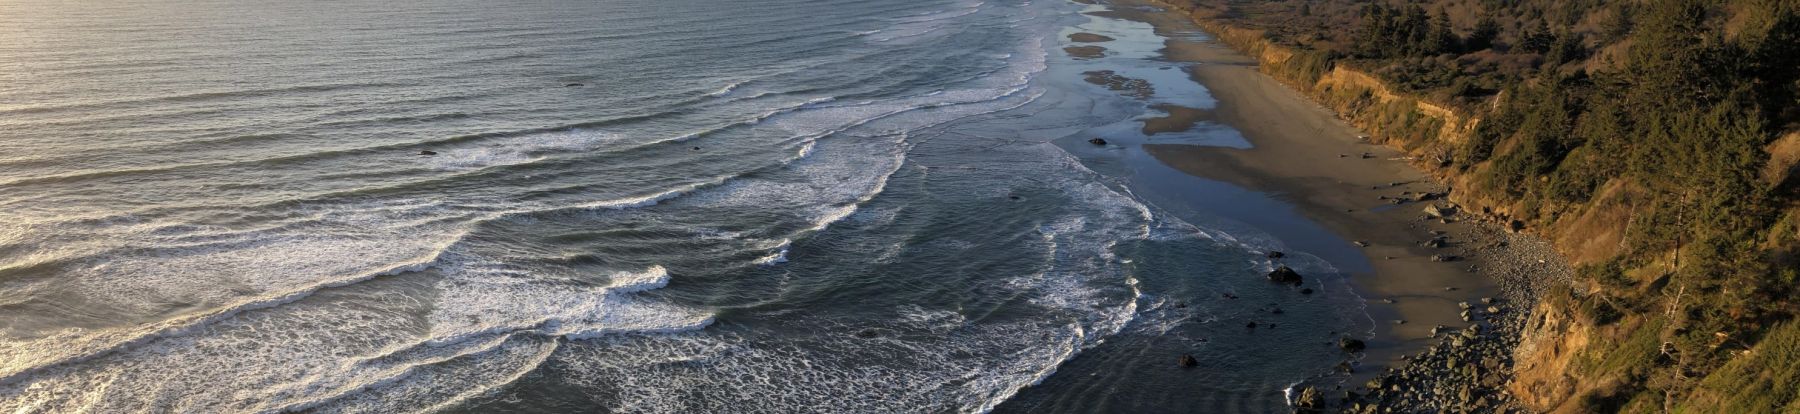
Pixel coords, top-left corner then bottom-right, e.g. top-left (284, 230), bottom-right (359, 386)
top-left (1267, 265), bottom-right (1303, 286)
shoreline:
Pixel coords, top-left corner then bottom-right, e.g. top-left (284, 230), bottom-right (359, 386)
top-left (1093, 0), bottom-right (1570, 409)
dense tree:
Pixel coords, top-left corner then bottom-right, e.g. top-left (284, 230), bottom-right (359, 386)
top-left (1466, 16), bottom-right (1501, 51)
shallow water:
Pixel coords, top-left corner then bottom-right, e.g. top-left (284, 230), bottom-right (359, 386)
top-left (1, 0), bottom-right (1371, 412)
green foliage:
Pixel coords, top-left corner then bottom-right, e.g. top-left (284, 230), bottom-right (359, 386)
top-left (1355, 4), bottom-right (1457, 58)
top-left (1575, 316), bottom-right (1666, 377)
top-left (1467, 16), bottom-right (1501, 51)
top-left (1682, 321), bottom-right (1800, 412)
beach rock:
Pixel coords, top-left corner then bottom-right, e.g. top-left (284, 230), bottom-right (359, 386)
top-left (1087, 137), bottom-right (1108, 146)
top-left (1480, 297), bottom-right (1497, 305)
top-left (1266, 251), bottom-right (1285, 259)
top-left (1422, 204), bottom-right (1457, 218)
top-left (1352, 240), bottom-right (1369, 247)
top-left (1360, 152), bottom-right (1374, 159)
top-left (418, 150), bottom-right (438, 156)
top-left (1178, 354), bottom-right (1199, 368)
top-left (1295, 386), bottom-right (1325, 409)
top-left (1424, 238), bottom-right (1448, 248)
top-left (1430, 325), bottom-right (1449, 336)
top-left (1486, 306), bottom-right (1502, 314)
top-left (1338, 337), bottom-right (1367, 353)
top-left (1430, 254), bottom-right (1460, 262)
top-left (1381, 298), bottom-right (1395, 304)
top-left (1267, 266), bottom-right (1303, 286)
top-left (1457, 302), bottom-right (1471, 310)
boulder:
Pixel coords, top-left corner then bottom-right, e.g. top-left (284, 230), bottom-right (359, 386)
top-left (1424, 238), bottom-right (1448, 248)
top-left (1267, 265), bottom-right (1304, 286)
top-left (1431, 254), bottom-right (1461, 262)
top-left (418, 150), bottom-right (438, 156)
top-left (1295, 386), bottom-right (1325, 409)
top-left (1422, 204), bottom-right (1457, 218)
top-left (1338, 337), bottom-right (1367, 353)
top-left (1087, 137), bottom-right (1108, 146)
top-left (1178, 354), bottom-right (1199, 368)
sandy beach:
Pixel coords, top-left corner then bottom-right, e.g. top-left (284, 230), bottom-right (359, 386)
top-left (1092, 0), bottom-right (1568, 380)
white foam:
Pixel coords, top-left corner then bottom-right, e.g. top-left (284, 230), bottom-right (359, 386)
top-left (420, 129), bottom-right (615, 171)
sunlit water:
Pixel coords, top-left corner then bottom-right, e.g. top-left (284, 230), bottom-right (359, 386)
top-left (0, 0), bottom-right (1372, 412)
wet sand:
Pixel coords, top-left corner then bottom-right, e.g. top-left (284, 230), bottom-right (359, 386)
top-left (1068, 32), bottom-right (1116, 43)
top-left (1062, 45), bottom-right (1107, 59)
top-left (1081, 70), bottom-right (1154, 99)
top-left (1140, 104), bottom-right (1211, 135)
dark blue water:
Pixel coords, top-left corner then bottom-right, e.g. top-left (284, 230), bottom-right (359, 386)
top-left (0, 0), bottom-right (1372, 411)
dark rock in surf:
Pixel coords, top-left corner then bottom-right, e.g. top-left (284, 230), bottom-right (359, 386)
top-left (1178, 354), bottom-right (1199, 368)
top-left (1296, 386), bottom-right (1325, 410)
top-left (1431, 254), bottom-right (1461, 262)
top-left (1267, 265), bottom-right (1303, 286)
top-left (1266, 251), bottom-right (1285, 259)
top-left (854, 329), bottom-right (880, 338)
top-left (1338, 337), bottom-right (1367, 353)
top-left (565, 83), bottom-right (585, 87)
top-left (418, 150), bottom-right (438, 156)
top-left (1300, 288), bottom-right (1314, 295)
top-left (1088, 137), bottom-right (1108, 146)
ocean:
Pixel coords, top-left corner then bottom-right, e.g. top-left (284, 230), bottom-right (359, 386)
top-left (0, 0), bottom-right (1374, 412)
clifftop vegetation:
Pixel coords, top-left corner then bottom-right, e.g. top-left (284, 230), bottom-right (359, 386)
top-left (1170, 0), bottom-right (1800, 411)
